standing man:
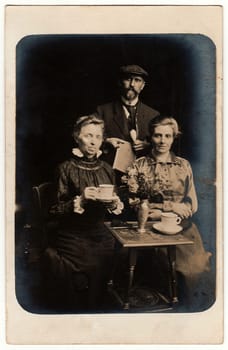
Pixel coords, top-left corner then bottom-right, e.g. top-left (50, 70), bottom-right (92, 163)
top-left (96, 64), bottom-right (160, 158)
top-left (95, 64), bottom-right (160, 227)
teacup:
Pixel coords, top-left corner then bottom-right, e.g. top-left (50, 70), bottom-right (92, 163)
top-left (161, 212), bottom-right (181, 227)
top-left (98, 184), bottom-right (114, 199)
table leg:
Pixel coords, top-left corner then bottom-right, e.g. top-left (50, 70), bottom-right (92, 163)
top-left (123, 248), bottom-right (138, 310)
top-left (107, 239), bottom-right (121, 288)
top-left (167, 246), bottom-right (178, 304)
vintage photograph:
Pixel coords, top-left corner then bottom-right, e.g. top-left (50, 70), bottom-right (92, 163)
top-left (5, 5), bottom-right (223, 344)
top-left (15, 33), bottom-right (216, 315)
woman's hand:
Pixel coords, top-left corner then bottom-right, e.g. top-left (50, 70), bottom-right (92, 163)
top-left (148, 209), bottom-right (163, 220)
top-left (103, 197), bottom-right (119, 211)
top-left (103, 195), bottom-right (124, 215)
top-left (73, 187), bottom-right (99, 214)
top-left (82, 187), bottom-right (99, 201)
top-left (171, 203), bottom-right (192, 219)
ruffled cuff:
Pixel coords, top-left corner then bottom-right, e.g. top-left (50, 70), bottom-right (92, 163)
top-left (108, 197), bottom-right (124, 215)
top-left (73, 195), bottom-right (85, 214)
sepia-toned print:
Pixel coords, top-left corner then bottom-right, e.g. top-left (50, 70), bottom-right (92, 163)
top-left (5, 5), bottom-right (223, 345)
top-left (15, 33), bottom-right (216, 315)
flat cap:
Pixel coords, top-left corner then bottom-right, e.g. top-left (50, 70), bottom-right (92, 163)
top-left (119, 64), bottom-right (149, 79)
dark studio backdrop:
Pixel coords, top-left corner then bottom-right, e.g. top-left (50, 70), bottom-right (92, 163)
top-left (15, 34), bottom-right (216, 311)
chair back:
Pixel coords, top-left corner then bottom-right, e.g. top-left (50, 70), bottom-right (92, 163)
top-left (25, 182), bottom-right (57, 262)
top-left (32, 182), bottom-right (56, 228)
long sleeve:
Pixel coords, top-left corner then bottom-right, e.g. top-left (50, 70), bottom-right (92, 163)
top-left (183, 161), bottom-right (198, 213)
top-left (50, 164), bottom-right (75, 215)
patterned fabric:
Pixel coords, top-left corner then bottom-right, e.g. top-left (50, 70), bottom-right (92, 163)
top-left (123, 152), bottom-right (198, 212)
top-left (123, 151), bottom-right (211, 279)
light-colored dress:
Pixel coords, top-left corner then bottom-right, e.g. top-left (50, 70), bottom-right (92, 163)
top-left (123, 152), bottom-right (211, 285)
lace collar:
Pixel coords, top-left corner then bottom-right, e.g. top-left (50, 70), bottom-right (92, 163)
top-left (72, 148), bottom-right (102, 159)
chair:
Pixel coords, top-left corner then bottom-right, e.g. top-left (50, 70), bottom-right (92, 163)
top-left (30, 182), bottom-right (89, 310)
top-left (32, 182), bottom-right (56, 225)
top-left (27, 182), bottom-right (57, 262)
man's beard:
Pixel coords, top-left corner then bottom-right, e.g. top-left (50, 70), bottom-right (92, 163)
top-left (123, 88), bottom-right (138, 101)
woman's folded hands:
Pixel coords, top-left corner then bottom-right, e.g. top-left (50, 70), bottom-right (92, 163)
top-left (169, 202), bottom-right (192, 219)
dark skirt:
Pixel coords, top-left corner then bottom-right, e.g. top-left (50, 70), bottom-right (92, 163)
top-left (43, 224), bottom-right (115, 309)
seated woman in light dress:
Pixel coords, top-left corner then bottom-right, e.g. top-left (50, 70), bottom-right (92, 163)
top-left (43, 115), bottom-right (123, 311)
top-left (122, 115), bottom-right (213, 311)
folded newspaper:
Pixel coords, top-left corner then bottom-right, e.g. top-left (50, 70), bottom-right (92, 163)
top-left (113, 141), bottom-right (136, 173)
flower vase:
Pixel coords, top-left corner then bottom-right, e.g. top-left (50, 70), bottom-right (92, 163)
top-left (137, 199), bottom-right (149, 233)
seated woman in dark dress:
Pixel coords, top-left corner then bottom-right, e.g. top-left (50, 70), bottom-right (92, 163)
top-left (43, 115), bottom-right (123, 311)
top-left (122, 115), bottom-right (213, 311)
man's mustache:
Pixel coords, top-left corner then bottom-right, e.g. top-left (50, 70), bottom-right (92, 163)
top-left (126, 87), bottom-right (137, 93)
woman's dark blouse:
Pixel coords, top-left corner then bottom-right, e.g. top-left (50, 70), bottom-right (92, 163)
top-left (47, 155), bottom-right (116, 295)
top-left (51, 155), bottom-right (115, 231)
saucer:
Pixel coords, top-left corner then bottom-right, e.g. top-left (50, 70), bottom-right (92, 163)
top-left (153, 222), bottom-right (183, 235)
top-left (96, 195), bottom-right (117, 203)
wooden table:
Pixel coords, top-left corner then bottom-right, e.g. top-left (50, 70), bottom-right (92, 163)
top-left (105, 221), bottom-right (194, 311)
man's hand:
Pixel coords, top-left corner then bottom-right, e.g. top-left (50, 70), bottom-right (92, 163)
top-left (132, 139), bottom-right (150, 152)
top-left (106, 137), bottom-right (125, 148)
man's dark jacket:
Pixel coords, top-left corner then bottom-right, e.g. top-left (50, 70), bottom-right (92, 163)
top-left (96, 100), bottom-right (160, 143)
